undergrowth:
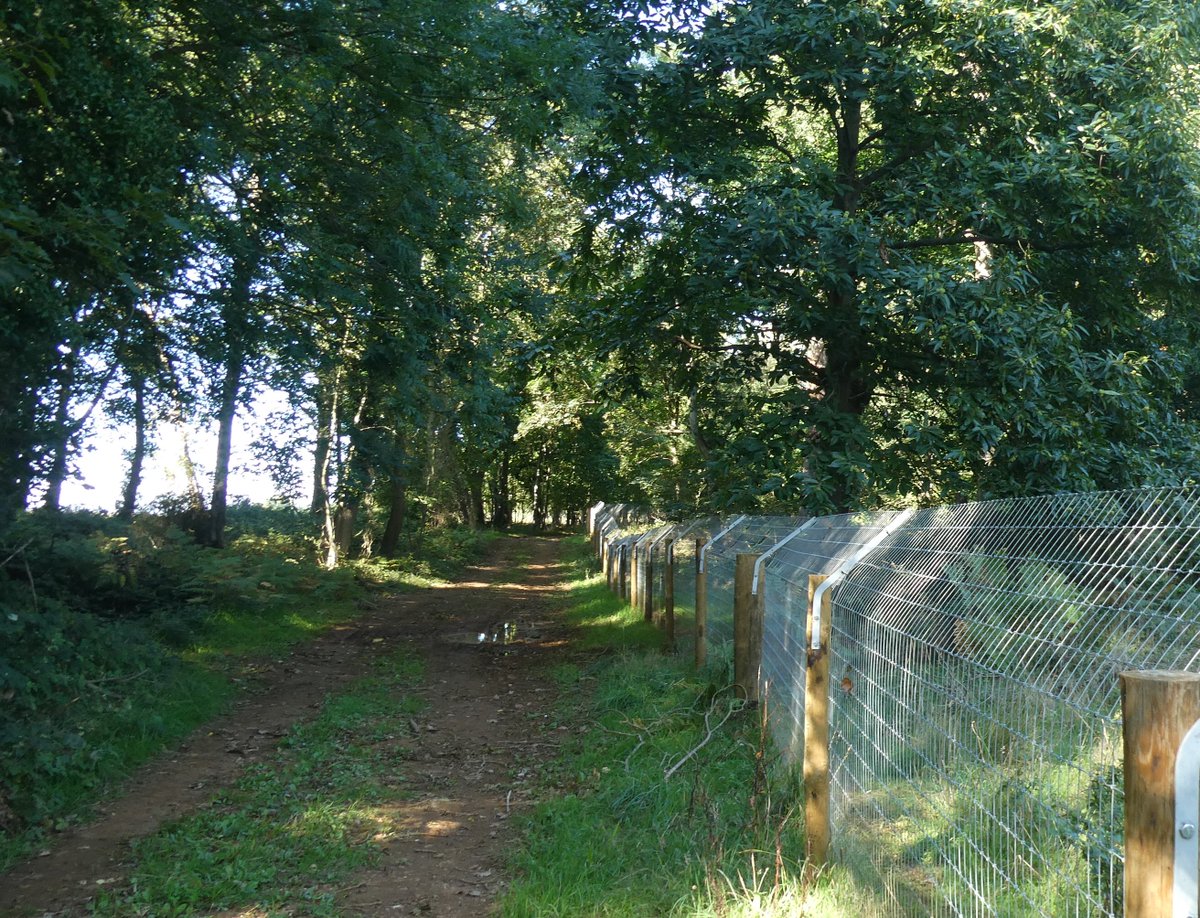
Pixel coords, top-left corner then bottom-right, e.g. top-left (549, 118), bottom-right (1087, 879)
top-left (503, 536), bottom-right (890, 917)
top-left (0, 505), bottom-right (492, 871)
top-left (91, 647), bottom-right (425, 916)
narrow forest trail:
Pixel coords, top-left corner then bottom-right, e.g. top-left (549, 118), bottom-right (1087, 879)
top-left (0, 535), bottom-right (575, 917)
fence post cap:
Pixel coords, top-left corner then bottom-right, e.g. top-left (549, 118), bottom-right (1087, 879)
top-left (1120, 670), bottom-right (1200, 684)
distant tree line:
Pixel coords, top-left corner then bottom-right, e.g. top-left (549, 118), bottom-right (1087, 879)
top-left (3, 0), bottom-right (1199, 557)
top-left (1, 0), bottom-right (623, 561)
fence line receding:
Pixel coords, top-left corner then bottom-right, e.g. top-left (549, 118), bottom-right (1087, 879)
top-left (591, 486), bottom-right (1200, 917)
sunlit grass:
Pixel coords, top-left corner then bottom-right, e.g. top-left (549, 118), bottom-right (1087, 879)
top-left (185, 604), bottom-right (358, 663)
top-left (91, 648), bottom-right (425, 915)
top-left (557, 537), bottom-right (663, 652)
top-left (502, 535), bottom-right (948, 917)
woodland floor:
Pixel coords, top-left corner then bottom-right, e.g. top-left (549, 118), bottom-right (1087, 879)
top-left (0, 535), bottom-right (574, 917)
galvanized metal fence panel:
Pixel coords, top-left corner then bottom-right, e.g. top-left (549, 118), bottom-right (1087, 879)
top-left (705, 516), bottom-right (807, 648)
top-left (828, 487), bottom-right (1200, 916)
top-left (636, 524), bottom-right (674, 613)
top-left (760, 510), bottom-right (910, 764)
top-left (668, 517), bottom-right (726, 635)
top-left (592, 488), bottom-right (1200, 917)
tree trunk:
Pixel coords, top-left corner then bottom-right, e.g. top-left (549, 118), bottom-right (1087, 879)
top-left (333, 504), bottom-right (357, 558)
top-left (42, 358), bottom-right (76, 512)
top-left (381, 479), bottom-right (408, 558)
top-left (468, 476), bottom-right (484, 530)
top-left (814, 91), bottom-right (873, 513)
top-left (492, 451), bottom-right (512, 529)
top-left (119, 375), bottom-right (147, 520)
top-left (205, 212), bottom-right (263, 548)
top-left (207, 336), bottom-right (245, 548)
top-left (320, 372), bottom-right (344, 568)
top-left (322, 386), bottom-right (373, 568)
top-left (380, 428), bottom-right (409, 557)
top-left (311, 385), bottom-right (332, 516)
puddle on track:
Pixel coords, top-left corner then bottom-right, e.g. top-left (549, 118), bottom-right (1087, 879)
top-left (442, 621), bottom-right (536, 648)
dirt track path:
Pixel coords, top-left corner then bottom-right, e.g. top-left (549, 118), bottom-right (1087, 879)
top-left (0, 535), bottom-right (572, 917)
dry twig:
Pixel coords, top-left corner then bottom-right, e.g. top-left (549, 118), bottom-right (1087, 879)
top-left (663, 698), bottom-right (740, 781)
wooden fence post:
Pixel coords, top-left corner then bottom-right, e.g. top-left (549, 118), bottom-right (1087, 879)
top-left (644, 547), bottom-right (655, 621)
top-left (635, 541), bottom-right (644, 611)
top-left (1121, 670), bottom-right (1200, 918)
top-left (634, 541), bottom-right (644, 613)
top-left (619, 544), bottom-right (629, 601)
top-left (804, 574), bottom-right (832, 877)
top-left (664, 539), bottom-right (675, 648)
top-left (630, 540), bottom-right (639, 609)
top-left (733, 553), bottom-right (764, 702)
top-left (694, 537), bottom-right (708, 669)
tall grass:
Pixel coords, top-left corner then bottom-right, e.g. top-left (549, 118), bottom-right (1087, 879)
top-left (91, 649), bottom-right (425, 915)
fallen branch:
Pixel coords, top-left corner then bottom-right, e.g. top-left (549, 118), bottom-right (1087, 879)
top-left (0, 539), bottom-right (32, 571)
top-left (663, 699), bottom-right (740, 781)
top-left (84, 668), bottom-right (149, 689)
top-left (623, 735), bottom-right (646, 772)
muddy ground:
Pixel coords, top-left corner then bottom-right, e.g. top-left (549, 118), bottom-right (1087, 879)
top-left (0, 535), bottom-right (575, 917)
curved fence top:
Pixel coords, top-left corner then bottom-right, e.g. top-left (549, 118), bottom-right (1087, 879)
top-left (835, 486), bottom-right (1200, 721)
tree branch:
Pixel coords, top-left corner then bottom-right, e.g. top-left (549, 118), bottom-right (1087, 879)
top-left (664, 695), bottom-right (739, 780)
top-left (885, 232), bottom-right (1098, 254)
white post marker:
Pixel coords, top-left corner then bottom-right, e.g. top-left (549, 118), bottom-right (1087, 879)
top-left (1175, 718), bottom-right (1200, 918)
top-left (809, 509), bottom-right (915, 651)
top-left (750, 518), bottom-right (818, 596)
top-left (698, 515), bottom-right (748, 574)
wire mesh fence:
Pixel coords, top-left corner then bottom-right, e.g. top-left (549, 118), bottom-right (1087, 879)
top-left (663, 517), bottom-right (724, 628)
top-left (705, 516), bottom-right (807, 648)
top-left (760, 510), bottom-right (909, 764)
top-left (589, 486), bottom-right (1200, 917)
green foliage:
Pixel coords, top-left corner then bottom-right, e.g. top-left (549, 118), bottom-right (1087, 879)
top-left (569, 0), bottom-right (1200, 512)
top-left (0, 0), bottom-right (190, 520)
top-left (0, 599), bottom-right (233, 869)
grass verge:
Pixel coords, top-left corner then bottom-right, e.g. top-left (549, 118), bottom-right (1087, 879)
top-left (91, 647), bottom-right (425, 916)
top-left (501, 537), bottom-right (893, 917)
top-left (0, 522), bottom-right (495, 872)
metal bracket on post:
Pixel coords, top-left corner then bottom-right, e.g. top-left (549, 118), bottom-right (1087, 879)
top-left (648, 524), bottom-right (675, 553)
top-left (751, 519), bottom-right (817, 596)
top-left (665, 519), bottom-right (703, 565)
top-left (810, 509), bottom-right (914, 651)
top-left (588, 501), bottom-right (606, 535)
top-left (647, 525), bottom-right (675, 570)
top-left (1175, 719), bottom-right (1200, 918)
top-left (698, 515), bottom-right (748, 574)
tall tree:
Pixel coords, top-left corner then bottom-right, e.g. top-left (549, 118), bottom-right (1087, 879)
top-left (0, 0), bottom-right (188, 523)
top-left (572, 0), bottom-right (1200, 512)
